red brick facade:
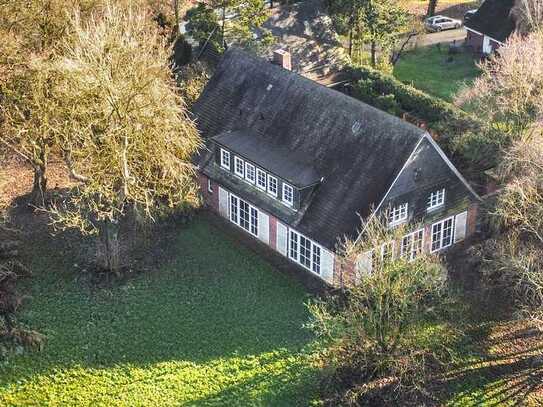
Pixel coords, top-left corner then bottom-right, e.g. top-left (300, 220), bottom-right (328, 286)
top-left (198, 174), bottom-right (219, 212)
top-left (199, 173), bottom-right (479, 288)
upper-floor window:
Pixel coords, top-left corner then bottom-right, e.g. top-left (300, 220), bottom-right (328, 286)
top-left (428, 189), bottom-right (445, 211)
top-left (234, 156), bottom-right (244, 177)
top-left (256, 168), bottom-right (267, 190)
top-left (245, 162), bottom-right (255, 184)
top-left (220, 149), bottom-right (231, 169)
top-left (267, 175), bottom-right (278, 197)
top-left (282, 183), bottom-right (294, 206)
top-left (389, 203), bottom-right (408, 225)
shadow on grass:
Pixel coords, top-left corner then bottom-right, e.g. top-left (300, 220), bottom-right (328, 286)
top-left (0, 199), bottom-right (318, 404)
top-left (438, 321), bottom-right (543, 405)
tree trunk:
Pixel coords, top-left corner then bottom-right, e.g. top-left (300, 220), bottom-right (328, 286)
top-left (349, 28), bottom-right (353, 57)
top-left (173, 0), bottom-right (180, 36)
top-left (29, 163), bottom-right (47, 208)
top-left (98, 219), bottom-right (121, 275)
top-left (427, 0), bottom-right (438, 17)
top-left (371, 41), bottom-right (377, 67)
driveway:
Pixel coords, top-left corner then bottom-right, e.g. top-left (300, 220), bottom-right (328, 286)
top-left (417, 28), bottom-right (467, 46)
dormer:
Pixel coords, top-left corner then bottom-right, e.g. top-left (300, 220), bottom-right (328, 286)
top-left (211, 130), bottom-right (321, 211)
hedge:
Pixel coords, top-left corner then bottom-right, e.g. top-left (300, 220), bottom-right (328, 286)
top-left (343, 65), bottom-right (482, 158)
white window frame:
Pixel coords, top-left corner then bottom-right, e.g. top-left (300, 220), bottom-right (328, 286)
top-left (282, 183), bottom-right (294, 206)
top-left (400, 229), bottom-right (424, 261)
top-left (207, 179), bottom-right (213, 193)
top-left (229, 193), bottom-right (258, 237)
top-left (234, 156), bottom-right (244, 178)
top-left (380, 241), bottom-right (395, 261)
top-left (267, 175), bottom-right (278, 197)
top-left (245, 162), bottom-right (256, 184)
top-left (431, 216), bottom-right (455, 253)
top-left (427, 189), bottom-right (445, 211)
top-left (389, 203), bottom-right (408, 226)
top-left (256, 168), bottom-right (267, 190)
top-left (220, 148), bottom-right (231, 170)
top-left (288, 229), bottom-right (321, 275)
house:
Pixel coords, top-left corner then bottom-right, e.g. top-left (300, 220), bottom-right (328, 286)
top-left (192, 48), bottom-right (481, 287)
top-left (465, 0), bottom-right (517, 55)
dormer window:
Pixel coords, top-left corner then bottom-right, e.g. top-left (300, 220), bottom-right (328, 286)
top-left (220, 149), bottom-right (231, 169)
top-left (234, 156), bottom-right (244, 177)
top-left (389, 203), bottom-right (408, 225)
top-left (427, 189), bottom-right (445, 211)
top-left (267, 175), bottom-right (278, 197)
top-left (245, 162), bottom-right (256, 184)
top-left (256, 168), bottom-right (267, 190)
top-left (282, 183), bottom-right (294, 206)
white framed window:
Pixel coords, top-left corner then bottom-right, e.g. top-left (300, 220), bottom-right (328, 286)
top-left (380, 241), bottom-right (395, 261)
top-left (431, 216), bottom-right (455, 253)
top-left (401, 229), bottom-right (424, 261)
top-left (267, 175), bottom-right (278, 197)
top-left (245, 162), bottom-right (256, 184)
top-left (427, 189), bottom-right (445, 211)
top-left (256, 168), bottom-right (267, 190)
top-left (234, 156), bottom-right (244, 177)
top-left (207, 179), bottom-right (213, 193)
top-left (289, 229), bottom-right (321, 275)
top-left (220, 149), bottom-right (231, 169)
top-left (229, 194), bottom-right (258, 236)
top-left (389, 203), bottom-right (408, 225)
top-left (282, 183), bottom-right (294, 206)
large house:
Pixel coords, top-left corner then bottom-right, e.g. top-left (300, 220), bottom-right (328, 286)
top-left (465, 0), bottom-right (517, 55)
top-left (193, 48), bottom-right (480, 287)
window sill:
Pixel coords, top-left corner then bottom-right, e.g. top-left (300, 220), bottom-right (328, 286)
top-left (427, 204), bottom-right (444, 213)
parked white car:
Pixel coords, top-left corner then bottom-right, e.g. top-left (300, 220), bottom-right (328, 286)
top-left (425, 15), bottom-right (462, 32)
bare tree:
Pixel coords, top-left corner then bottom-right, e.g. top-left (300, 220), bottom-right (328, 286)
top-left (50, 2), bottom-right (202, 274)
top-left (0, 0), bottom-right (100, 207)
top-left (455, 31), bottom-right (543, 140)
top-left (514, 0), bottom-right (543, 33)
top-left (308, 214), bottom-right (453, 404)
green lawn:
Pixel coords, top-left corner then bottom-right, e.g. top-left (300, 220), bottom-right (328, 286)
top-left (0, 218), bottom-right (319, 406)
top-left (393, 45), bottom-right (481, 102)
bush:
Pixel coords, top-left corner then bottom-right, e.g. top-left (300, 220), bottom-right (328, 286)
top-left (307, 216), bottom-right (463, 405)
top-left (344, 65), bottom-right (483, 167)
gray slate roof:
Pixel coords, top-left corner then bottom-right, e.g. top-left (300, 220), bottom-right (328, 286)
top-left (465, 0), bottom-right (516, 42)
top-left (193, 48), bottom-right (426, 249)
top-left (213, 130), bottom-right (321, 188)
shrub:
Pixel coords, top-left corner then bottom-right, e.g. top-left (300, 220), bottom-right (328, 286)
top-left (344, 65), bottom-right (482, 167)
top-left (307, 216), bottom-right (463, 405)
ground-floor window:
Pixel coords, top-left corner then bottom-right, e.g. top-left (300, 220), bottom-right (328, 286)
top-left (230, 194), bottom-right (258, 236)
top-left (431, 216), bottom-right (454, 252)
top-left (401, 229), bottom-right (424, 261)
top-left (289, 229), bottom-right (321, 275)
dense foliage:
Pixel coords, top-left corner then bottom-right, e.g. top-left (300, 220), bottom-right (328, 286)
top-left (308, 217), bottom-right (461, 405)
top-left (344, 63), bottom-right (485, 171)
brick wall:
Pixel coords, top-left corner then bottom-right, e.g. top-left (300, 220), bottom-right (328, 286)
top-left (466, 30), bottom-right (484, 52)
top-left (269, 216), bottom-right (277, 251)
top-left (198, 174), bottom-right (219, 212)
top-left (466, 202), bottom-right (479, 238)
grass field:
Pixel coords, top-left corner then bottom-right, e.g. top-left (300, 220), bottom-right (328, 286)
top-left (0, 218), bottom-right (319, 406)
top-left (394, 45), bottom-right (481, 102)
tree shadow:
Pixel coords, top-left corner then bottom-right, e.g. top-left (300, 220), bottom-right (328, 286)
top-left (437, 321), bottom-right (543, 405)
top-left (0, 194), bottom-right (316, 400)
